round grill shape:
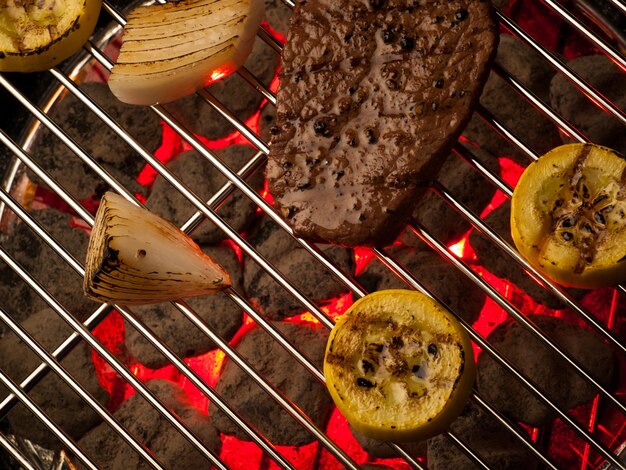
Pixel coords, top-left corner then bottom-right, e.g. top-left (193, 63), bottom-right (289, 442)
top-left (0, 0), bottom-right (625, 468)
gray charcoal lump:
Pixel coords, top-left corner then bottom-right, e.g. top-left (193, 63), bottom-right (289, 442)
top-left (463, 34), bottom-right (560, 163)
top-left (397, 147), bottom-right (500, 249)
top-left (427, 401), bottom-right (539, 469)
top-left (162, 38), bottom-right (278, 140)
top-left (550, 55), bottom-right (626, 155)
top-left (146, 145), bottom-right (263, 244)
top-left (357, 246), bottom-right (485, 325)
top-left (28, 82), bottom-right (160, 200)
top-left (124, 244), bottom-right (244, 369)
top-left (477, 315), bottom-right (615, 426)
top-left (0, 308), bottom-right (109, 450)
top-left (469, 200), bottom-right (586, 309)
top-left (243, 216), bottom-right (355, 320)
top-left (209, 321), bottom-right (333, 446)
top-left (0, 208), bottom-right (99, 323)
top-left (78, 380), bottom-right (221, 470)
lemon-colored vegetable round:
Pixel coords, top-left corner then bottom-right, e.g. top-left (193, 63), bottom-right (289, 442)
top-left (511, 143), bottom-right (626, 289)
top-left (324, 289), bottom-right (475, 442)
top-left (0, 0), bottom-right (102, 73)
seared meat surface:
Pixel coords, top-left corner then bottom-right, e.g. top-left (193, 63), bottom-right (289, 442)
top-left (267, 0), bottom-right (498, 246)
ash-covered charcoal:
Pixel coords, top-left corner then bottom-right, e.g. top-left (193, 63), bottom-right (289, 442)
top-left (0, 208), bottom-right (99, 323)
top-left (427, 401), bottom-right (539, 469)
top-left (469, 200), bottom-right (586, 309)
top-left (357, 246), bottom-right (484, 325)
top-left (349, 425), bottom-right (426, 459)
top-left (397, 148), bottom-right (500, 249)
top-left (243, 216), bottom-right (355, 319)
top-left (146, 146), bottom-right (263, 244)
top-left (550, 55), bottom-right (626, 155)
top-left (124, 245), bottom-right (243, 369)
top-left (209, 321), bottom-right (333, 446)
top-left (162, 40), bottom-right (278, 140)
top-left (78, 379), bottom-right (221, 469)
top-left (477, 315), bottom-right (615, 426)
top-left (27, 82), bottom-right (160, 200)
top-left (463, 34), bottom-right (560, 163)
top-left (0, 308), bottom-right (109, 450)
top-left (264, 0), bottom-right (292, 35)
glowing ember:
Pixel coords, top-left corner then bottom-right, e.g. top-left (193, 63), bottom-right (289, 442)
top-left (210, 69), bottom-right (229, 82)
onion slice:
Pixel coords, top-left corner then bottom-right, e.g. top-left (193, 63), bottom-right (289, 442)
top-left (108, 0), bottom-right (265, 105)
top-left (83, 192), bottom-right (231, 305)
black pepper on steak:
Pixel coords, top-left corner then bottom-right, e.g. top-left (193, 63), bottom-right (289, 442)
top-left (267, 0), bottom-right (499, 246)
top-left (78, 380), bottom-right (221, 469)
top-left (146, 146), bottom-right (264, 244)
top-left (209, 321), bottom-right (333, 446)
top-left (124, 245), bottom-right (243, 369)
top-left (477, 315), bottom-right (615, 426)
top-left (27, 82), bottom-right (159, 200)
top-left (243, 216), bottom-right (355, 319)
top-left (0, 308), bottom-right (109, 450)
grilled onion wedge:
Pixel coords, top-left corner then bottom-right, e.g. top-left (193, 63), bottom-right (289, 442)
top-left (324, 289), bottom-right (475, 442)
top-left (108, 0), bottom-right (264, 105)
top-left (511, 143), bottom-right (626, 289)
top-left (84, 192), bottom-right (231, 305)
top-left (0, 0), bottom-right (102, 72)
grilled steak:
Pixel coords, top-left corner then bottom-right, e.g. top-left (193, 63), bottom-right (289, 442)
top-left (267, 0), bottom-right (498, 246)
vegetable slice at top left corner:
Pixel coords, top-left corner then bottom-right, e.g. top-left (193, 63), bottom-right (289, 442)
top-left (0, 0), bottom-right (103, 73)
top-left (107, 0), bottom-right (265, 106)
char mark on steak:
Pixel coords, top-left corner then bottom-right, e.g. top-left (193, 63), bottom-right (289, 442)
top-left (267, 0), bottom-right (499, 246)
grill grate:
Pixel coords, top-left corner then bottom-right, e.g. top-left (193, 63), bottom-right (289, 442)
top-left (1, 0), bottom-right (625, 468)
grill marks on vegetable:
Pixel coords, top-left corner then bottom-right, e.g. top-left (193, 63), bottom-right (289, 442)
top-left (549, 144), bottom-right (626, 273)
top-left (350, 324), bottom-right (458, 399)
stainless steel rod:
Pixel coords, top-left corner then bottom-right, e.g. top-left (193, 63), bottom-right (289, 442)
top-left (0, 307), bottom-right (165, 470)
top-left (0, 366), bottom-right (97, 469)
top-left (496, 9), bottom-right (626, 126)
top-left (0, 433), bottom-right (37, 470)
top-left (0, 248), bottom-right (228, 470)
top-left (541, 0), bottom-right (626, 70)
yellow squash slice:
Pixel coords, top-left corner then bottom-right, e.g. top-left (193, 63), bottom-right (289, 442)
top-left (324, 289), bottom-right (475, 442)
top-left (0, 0), bottom-right (102, 72)
top-left (511, 143), bottom-right (626, 288)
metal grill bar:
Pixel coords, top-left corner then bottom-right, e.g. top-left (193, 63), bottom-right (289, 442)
top-left (496, 9), bottom-right (626, 125)
top-left (0, 148), bottom-right (323, 469)
top-left (485, 64), bottom-right (588, 146)
top-left (446, 148), bottom-right (626, 361)
top-left (0, 433), bottom-right (38, 470)
top-left (541, 0), bottom-right (626, 69)
top-left (371, 239), bottom-right (622, 466)
top-left (390, 227), bottom-right (626, 469)
top-left (0, 366), bottom-right (97, 469)
top-left (0, 0), bottom-right (624, 468)
top-left (0, 248), bottom-right (229, 469)
top-left (0, 305), bottom-right (166, 470)
top-left (0, 120), bottom-right (360, 463)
